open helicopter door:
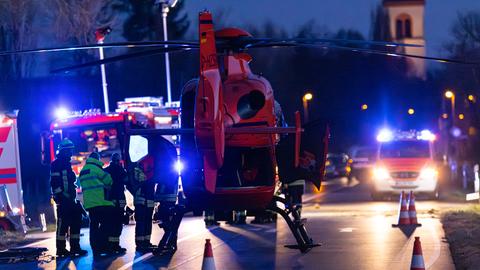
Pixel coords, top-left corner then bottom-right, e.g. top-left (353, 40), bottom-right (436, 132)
top-left (195, 11), bottom-right (225, 193)
top-left (277, 118), bottom-right (329, 190)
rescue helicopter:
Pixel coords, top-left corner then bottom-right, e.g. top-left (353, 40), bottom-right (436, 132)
top-left (2, 10), bottom-right (477, 255)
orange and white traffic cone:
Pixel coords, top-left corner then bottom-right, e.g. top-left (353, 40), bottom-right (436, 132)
top-left (392, 191), bottom-right (411, 227)
top-left (408, 191), bottom-right (422, 227)
top-left (201, 239), bottom-right (216, 270)
top-left (410, 237), bottom-right (425, 270)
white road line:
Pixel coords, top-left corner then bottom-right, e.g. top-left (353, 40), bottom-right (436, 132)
top-left (117, 228), bottom-right (215, 270)
top-left (19, 238), bottom-right (51, 248)
top-left (425, 223), bottom-right (441, 269)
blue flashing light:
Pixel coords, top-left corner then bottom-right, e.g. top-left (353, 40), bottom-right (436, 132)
top-left (174, 160), bottom-right (184, 174)
top-left (418, 129), bottom-right (436, 141)
top-left (377, 128), bottom-right (393, 142)
top-left (55, 107), bottom-right (70, 119)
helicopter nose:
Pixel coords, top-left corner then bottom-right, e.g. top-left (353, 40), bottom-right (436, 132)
top-left (237, 90), bottom-right (266, 120)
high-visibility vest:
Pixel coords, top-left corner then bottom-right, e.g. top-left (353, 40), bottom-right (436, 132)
top-left (79, 158), bottom-right (113, 209)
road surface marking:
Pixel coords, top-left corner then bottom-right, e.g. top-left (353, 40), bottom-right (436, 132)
top-left (19, 238), bottom-right (51, 248)
top-left (117, 228), bottom-right (217, 270)
top-left (425, 223), bottom-right (441, 268)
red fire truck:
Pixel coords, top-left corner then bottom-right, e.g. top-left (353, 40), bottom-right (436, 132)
top-left (41, 97), bottom-right (180, 204)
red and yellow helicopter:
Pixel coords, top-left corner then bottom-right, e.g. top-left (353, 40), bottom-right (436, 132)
top-left (2, 10), bottom-right (476, 254)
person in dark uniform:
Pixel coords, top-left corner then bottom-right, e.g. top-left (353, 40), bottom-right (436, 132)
top-left (152, 137), bottom-right (180, 254)
top-left (50, 139), bottom-right (87, 257)
top-left (132, 154), bottom-right (157, 252)
top-left (104, 153), bottom-right (128, 253)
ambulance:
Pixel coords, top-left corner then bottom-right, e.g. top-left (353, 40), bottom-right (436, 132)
top-left (371, 129), bottom-right (439, 200)
top-left (0, 111), bottom-right (27, 232)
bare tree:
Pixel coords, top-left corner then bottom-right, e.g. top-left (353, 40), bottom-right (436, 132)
top-left (447, 11), bottom-right (480, 59)
top-left (47, 0), bottom-right (118, 45)
top-left (370, 4), bottom-right (391, 42)
top-left (44, 0), bottom-right (124, 74)
top-left (0, 0), bottom-right (39, 79)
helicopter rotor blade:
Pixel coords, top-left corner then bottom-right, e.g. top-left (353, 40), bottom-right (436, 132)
top-left (0, 37), bottom-right (419, 57)
top-left (319, 44), bottom-right (479, 65)
top-left (243, 42), bottom-right (478, 65)
top-left (239, 37), bottom-right (423, 49)
top-left (0, 41), bottom-right (198, 56)
top-left (51, 46), bottom-right (197, 73)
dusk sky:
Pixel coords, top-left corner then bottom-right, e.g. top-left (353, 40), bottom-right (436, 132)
top-left (185, 0), bottom-right (480, 57)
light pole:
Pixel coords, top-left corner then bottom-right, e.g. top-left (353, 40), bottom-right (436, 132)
top-left (156, 0), bottom-right (178, 105)
top-left (445, 90), bottom-right (455, 126)
top-left (302, 92), bottom-right (313, 123)
top-left (95, 27), bottom-right (112, 113)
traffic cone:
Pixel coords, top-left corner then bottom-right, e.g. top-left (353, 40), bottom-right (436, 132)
top-left (392, 191), bottom-right (411, 227)
top-left (410, 237), bottom-right (425, 270)
top-left (201, 239), bottom-right (216, 270)
top-left (408, 191), bottom-right (422, 227)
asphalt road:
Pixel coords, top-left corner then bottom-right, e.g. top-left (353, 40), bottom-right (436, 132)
top-left (2, 177), bottom-right (462, 270)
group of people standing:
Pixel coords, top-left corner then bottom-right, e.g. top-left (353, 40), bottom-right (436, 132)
top-left (50, 138), bottom-right (161, 257)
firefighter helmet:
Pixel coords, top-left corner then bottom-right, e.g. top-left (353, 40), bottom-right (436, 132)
top-left (58, 139), bottom-right (75, 151)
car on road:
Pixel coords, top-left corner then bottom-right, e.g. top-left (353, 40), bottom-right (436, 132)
top-left (349, 146), bottom-right (376, 181)
top-left (325, 153), bottom-right (351, 179)
top-left (371, 129), bottom-right (439, 200)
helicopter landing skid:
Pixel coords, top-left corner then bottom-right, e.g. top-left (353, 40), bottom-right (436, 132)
top-left (267, 196), bottom-right (321, 253)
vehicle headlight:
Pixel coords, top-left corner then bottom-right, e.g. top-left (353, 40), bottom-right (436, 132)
top-left (420, 167), bottom-right (438, 179)
top-left (373, 167), bottom-right (390, 180)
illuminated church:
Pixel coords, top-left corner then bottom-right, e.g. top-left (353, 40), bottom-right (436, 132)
top-left (383, 0), bottom-right (426, 79)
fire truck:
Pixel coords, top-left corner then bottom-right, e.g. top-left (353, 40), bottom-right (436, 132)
top-left (41, 97), bottom-right (180, 204)
top-left (371, 129), bottom-right (439, 200)
top-left (0, 111), bottom-right (27, 232)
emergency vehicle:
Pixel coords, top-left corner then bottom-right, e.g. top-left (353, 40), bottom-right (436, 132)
top-left (43, 97), bottom-right (179, 174)
top-left (371, 129), bottom-right (439, 200)
top-left (0, 111), bottom-right (27, 232)
top-left (41, 97), bottom-right (180, 205)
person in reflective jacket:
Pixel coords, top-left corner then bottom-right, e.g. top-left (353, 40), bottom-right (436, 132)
top-left (50, 139), bottom-right (88, 257)
top-left (104, 153), bottom-right (128, 253)
top-left (79, 152), bottom-right (115, 255)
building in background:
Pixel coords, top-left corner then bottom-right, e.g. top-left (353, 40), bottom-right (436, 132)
top-left (384, 0), bottom-right (426, 79)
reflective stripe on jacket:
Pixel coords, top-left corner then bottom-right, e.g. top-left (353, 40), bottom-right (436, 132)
top-left (50, 157), bottom-right (77, 202)
top-left (79, 158), bottom-right (114, 209)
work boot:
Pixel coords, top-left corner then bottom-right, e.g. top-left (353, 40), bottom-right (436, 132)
top-left (70, 248), bottom-right (88, 257)
top-left (56, 248), bottom-right (71, 257)
top-left (112, 246), bottom-right (127, 254)
top-left (136, 242), bottom-right (157, 253)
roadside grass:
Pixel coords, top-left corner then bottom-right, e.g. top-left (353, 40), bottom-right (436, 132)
top-left (442, 204), bottom-right (480, 270)
top-left (0, 231), bottom-right (26, 250)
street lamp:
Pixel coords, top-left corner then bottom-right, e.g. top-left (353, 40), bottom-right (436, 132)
top-left (408, 108), bottom-right (415, 115)
top-left (444, 90), bottom-right (455, 126)
top-left (361, 104), bottom-right (368, 111)
top-left (302, 92), bottom-right (313, 123)
top-left (95, 27), bottom-right (112, 113)
top-left (468, 94), bottom-right (476, 103)
top-left (155, 0), bottom-right (179, 105)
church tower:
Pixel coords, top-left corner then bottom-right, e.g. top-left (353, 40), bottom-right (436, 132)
top-left (383, 0), bottom-right (426, 79)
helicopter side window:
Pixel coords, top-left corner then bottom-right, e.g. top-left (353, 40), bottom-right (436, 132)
top-left (237, 90), bottom-right (266, 120)
top-left (129, 135), bottom-right (149, 162)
